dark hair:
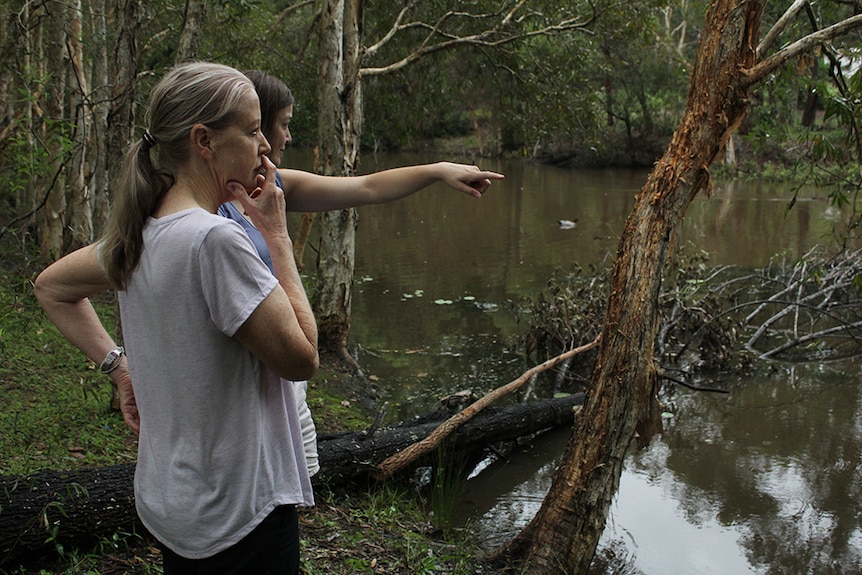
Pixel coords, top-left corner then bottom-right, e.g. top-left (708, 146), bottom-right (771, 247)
top-left (243, 70), bottom-right (294, 144)
top-left (100, 62), bottom-right (255, 289)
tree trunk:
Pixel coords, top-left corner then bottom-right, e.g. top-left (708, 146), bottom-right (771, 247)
top-left (0, 395), bottom-right (582, 568)
top-left (314, 0), bottom-right (365, 368)
top-left (0, 12), bottom-right (17, 154)
top-left (39, 0), bottom-right (68, 261)
top-left (174, 0), bottom-right (207, 63)
top-left (322, 393), bottom-right (584, 485)
top-left (91, 0), bottom-right (111, 234)
top-left (0, 464), bottom-right (139, 567)
top-left (66, 0), bottom-right (93, 250)
top-left (105, 0), bottom-right (139, 203)
top-left (293, 212), bottom-right (316, 270)
top-left (6, 4), bottom-right (33, 217)
top-left (498, 1), bottom-right (762, 573)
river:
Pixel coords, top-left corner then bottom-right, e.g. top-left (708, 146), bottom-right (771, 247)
top-left (287, 150), bottom-right (861, 574)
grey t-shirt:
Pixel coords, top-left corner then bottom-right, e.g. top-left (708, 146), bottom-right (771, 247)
top-left (117, 208), bottom-right (313, 559)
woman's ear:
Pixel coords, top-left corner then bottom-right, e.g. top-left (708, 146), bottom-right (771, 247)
top-left (190, 124), bottom-right (215, 158)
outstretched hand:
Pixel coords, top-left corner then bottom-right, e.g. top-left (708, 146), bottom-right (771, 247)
top-left (440, 162), bottom-right (505, 199)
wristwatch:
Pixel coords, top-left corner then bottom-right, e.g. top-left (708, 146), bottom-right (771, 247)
top-left (99, 346), bottom-right (125, 374)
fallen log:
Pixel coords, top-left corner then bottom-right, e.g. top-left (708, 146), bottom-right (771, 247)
top-left (0, 393), bottom-right (584, 568)
top-left (319, 392), bottom-right (585, 484)
top-left (0, 463), bottom-right (138, 567)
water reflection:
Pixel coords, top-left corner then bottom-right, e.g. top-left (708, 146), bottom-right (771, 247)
top-left (456, 361), bottom-right (862, 574)
top-left (285, 149), bottom-right (860, 574)
top-left (651, 364), bottom-right (862, 575)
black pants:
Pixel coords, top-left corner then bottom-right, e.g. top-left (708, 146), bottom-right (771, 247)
top-left (159, 505), bottom-right (300, 575)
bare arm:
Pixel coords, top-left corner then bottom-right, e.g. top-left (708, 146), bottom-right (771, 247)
top-left (230, 157), bottom-right (319, 380)
top-left (279, 161), bottom-right (504, 212)
top-left (33, 245), bottom-right (140, 433)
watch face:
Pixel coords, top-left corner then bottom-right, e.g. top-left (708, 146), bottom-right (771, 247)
top-left (101, 347), bottom-right (124, 373)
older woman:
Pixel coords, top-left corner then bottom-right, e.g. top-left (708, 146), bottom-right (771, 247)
top-left (35, 62), bottom-right (316, 574)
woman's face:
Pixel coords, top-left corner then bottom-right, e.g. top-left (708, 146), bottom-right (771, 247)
top-left (213, 89), bottom-right (271, 194)
top-left (267, 104), bottom-right (293, 166)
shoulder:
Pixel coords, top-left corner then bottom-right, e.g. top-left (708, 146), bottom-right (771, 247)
top-left (201, 213), bottom-right (249, 247)
top-left (155, 208), bottom-right (247, 251)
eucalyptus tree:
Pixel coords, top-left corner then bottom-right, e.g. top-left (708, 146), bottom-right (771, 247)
top-left (493, 1), bottom-right (862, 573)
top-left (174, 0), bottom-right (206, 62)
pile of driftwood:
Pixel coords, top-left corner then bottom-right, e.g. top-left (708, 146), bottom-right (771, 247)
top-left (658, 247), bottom-right (862, 364)
top-left (526, 248), bottom-right (862, 380)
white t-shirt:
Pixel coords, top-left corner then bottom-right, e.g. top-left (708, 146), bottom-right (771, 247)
top-left (117, 208), bottom-right (314, 559)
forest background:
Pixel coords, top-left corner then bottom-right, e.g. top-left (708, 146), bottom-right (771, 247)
top-left (2, 0), bottom-right (859, 262)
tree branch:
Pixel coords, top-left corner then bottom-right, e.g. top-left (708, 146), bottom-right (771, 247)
top-left (360, 2), bottom-right (607, 77)
top-left (372, 335), bottom-right (601, 480)
top-left (363, 1), bottom-right (418, 59)
top-left (272, 0), bottom-right (316, 30)
top-left (660, 372), bottom-right (729, 394)
top-left (757, 0), bottom-right (809, 57)
top-left (744, 14), bottom-right (862, 88)
top-left (756, 319), bottom-right (862, 359)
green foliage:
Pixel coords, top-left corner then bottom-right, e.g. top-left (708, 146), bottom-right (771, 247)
top-left (355, 0), bottom-right (688, 159)
top-left (425, 444), bottom-right (471, 536)
top-left (0, 77), bottom-right (80, 229)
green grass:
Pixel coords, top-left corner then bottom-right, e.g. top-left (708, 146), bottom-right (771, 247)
top-left (301, 485), bottom-right (485, 575)
top-left (0, 278), bottom-right (137, 476)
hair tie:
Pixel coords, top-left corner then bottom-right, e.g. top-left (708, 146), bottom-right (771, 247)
top-left (142, 130), bottom-right (157, 148)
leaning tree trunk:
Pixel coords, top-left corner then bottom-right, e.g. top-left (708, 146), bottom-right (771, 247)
top-left (315, 0), bottom-right (365, 371)
top-left (498, 1), bottom-right (762, 573)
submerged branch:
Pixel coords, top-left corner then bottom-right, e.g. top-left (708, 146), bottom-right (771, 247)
top-left (751, 319), bottom-right (862, 359)
top-left (660, 372), bottom-right (730, 394)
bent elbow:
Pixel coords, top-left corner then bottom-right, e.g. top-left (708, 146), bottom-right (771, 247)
top-left (33, 272), bottom-right (47, 305)
top-left (273, 344), bottom-right (318, 381)
top-left (33, 269), bottom-right (58, 311)
top-left (289, 350), bottom-right (319, 381)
